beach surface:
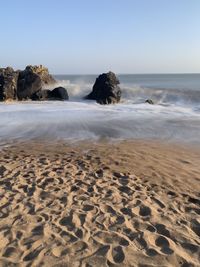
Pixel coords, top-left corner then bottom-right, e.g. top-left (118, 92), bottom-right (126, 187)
top-left (0, 140), bottom-right (200, 267)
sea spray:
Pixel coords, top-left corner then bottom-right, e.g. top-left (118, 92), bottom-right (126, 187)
top-left (1, 74), bottom-right (200, 147)
top-left (0, 100), bottom-right (200, 146)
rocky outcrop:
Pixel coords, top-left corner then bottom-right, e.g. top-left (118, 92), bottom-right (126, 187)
top-left (0, 67), bottom-right (19, 101)
top-left (17, 65), bottom-right (56, 100)
top-left (85, 71), bottom-right (121, 104)
top-left (31, 87), bottom-right (69, 101)
top-left (0, 65), bottom-right (64, 101)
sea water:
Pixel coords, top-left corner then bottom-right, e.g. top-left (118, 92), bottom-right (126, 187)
top-left (0, 74), bottom-right (200, 146)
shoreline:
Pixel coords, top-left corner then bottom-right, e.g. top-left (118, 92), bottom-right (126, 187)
top-left (0, 139), bottom-right (199, 266)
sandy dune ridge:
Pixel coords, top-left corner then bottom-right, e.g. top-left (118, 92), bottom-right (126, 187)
top-left (0, 141), bottom-right (199, 267)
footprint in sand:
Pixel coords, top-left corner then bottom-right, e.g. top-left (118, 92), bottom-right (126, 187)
top-left (185, 206), bottom-right (200, 215)
top-left (154, 223), bottom-right (171, 237)
top-left (134, 235), bottom-right (147, 250)
top-left (151, 196), bottom-right (166, 209)
top-left (95, 245), bottom-right (110, 256)
top-left (190, 219), bottom-right (200, 237)
top-left (155, 235), bottom-right (174, 255)
top-left (181, 242), bottom-right (199, 253)
top-left (112, 246), bottom-right (125, 264)
top-left (60, 230), bottom-right (78, 243)
top-left (23, 246), bottom-right (44, 262)
top-left (59, 215), bottom-right (75, 231)
top-left (120, 207), bottom-right (133, 216)
top-left (145, 248), bottom-right (159, 256)
top-left (167, 190), bottom-right (177, 198)
top-left (31, 224), bottom-right (44, 236)
top-left (3, 246), bottom-right (21, 260)
top-left (75, 228), bottom-right (83, 239)
top-left (0, 165), bottom-right (7, 177)
top-left (118, 186), bottom-right (132, 195)
top-left (139, 205), bottom-right (152, 217)
top-left (122, 228), bottom-right (138, 241)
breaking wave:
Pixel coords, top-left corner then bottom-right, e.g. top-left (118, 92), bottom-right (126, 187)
top-left (48, 75), bottom-right (200, 107)
top-left (1, 74), bottom-right (200, 147)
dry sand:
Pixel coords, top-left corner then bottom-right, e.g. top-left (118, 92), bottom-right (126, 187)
top-left (0, 140), bottom-right (199, 267)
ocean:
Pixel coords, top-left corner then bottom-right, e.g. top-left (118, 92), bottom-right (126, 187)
top-left (0, 74), bottom-right (200, 146)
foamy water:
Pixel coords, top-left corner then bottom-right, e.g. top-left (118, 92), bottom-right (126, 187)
top-left (1, 74), bottom-right (200, 146)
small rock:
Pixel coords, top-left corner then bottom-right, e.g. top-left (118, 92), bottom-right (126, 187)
top-left (145, 99), bottom-right (154, 104)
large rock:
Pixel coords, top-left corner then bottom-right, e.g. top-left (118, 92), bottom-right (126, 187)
top-left (31, 87), bottom-right (69, 101)
top-left (85, 71), bottom-right (121, 104)
top-left (17, 65), bottom-right (56, 100)
top-left (0, 67), bottom-right (19, 101)
top-left (51, 87), bottom-right (69, 100)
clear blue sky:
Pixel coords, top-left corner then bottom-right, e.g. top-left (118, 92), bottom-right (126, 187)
top-left (1, 0), bottom-right (200, 74)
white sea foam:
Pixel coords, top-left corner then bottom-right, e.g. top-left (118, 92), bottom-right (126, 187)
top-left (0, 99), bottom-right (200, 146)
top-left (1, 74), bottom-right (200, 147)
top-left (46, 76), bottom-right (200, 106)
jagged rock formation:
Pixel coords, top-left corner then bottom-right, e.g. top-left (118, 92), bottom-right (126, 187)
top-left (85, 71), bottom-right (121, 104)
top-left (0, 65), bottom-right (68, 101)
top-left (0, 67), bottom-right (19, 101)
top-left (17, 65), bottom-right (56, 100)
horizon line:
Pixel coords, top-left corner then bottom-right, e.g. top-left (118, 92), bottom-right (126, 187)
top-left (53, 72), bottom-right (200, 76)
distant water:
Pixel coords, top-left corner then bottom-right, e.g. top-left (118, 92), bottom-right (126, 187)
top-left (0, 73), bottom-right (200, 147)
top-left (56, 73), bottom-right (200, 91)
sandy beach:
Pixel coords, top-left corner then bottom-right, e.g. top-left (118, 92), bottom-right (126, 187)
top-left (1, 0), bottom-right (200, 266)
top-left (0, 140), bottom-right (199, 267)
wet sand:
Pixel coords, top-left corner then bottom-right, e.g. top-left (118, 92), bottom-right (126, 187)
top-left (0, 140), bottom-right (199, 267)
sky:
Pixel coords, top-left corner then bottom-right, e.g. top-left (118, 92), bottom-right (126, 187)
top-left (1, 0), bottom-right (200, 74)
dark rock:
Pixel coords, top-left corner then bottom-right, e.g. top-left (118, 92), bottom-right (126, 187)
top-left (145, 99), bottom-right (154, 104)
top-left (31, 89), bottom-right (52, 100)
top-left (85, 71), bottom-right (121, 104)
top-left (0, 67), bottom-right (19, 101)
top-left (0, 65), bottom-right (64, 101)
top-left (31, 87), bottom-right (68, 101)
top-left (17, 65), bottom-right (56, 100)
top-left (17, 72), bottom-right (42, 100)
top-left (51, 87), bottom-right (69, 100)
